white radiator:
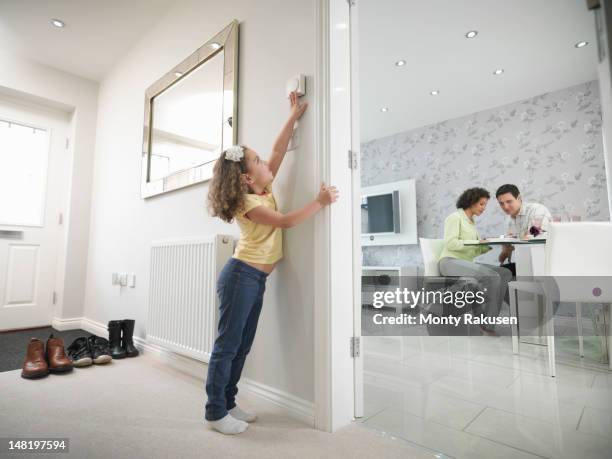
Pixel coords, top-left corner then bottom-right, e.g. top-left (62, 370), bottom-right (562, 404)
top-left (146, 234), bottom-right (234, 362)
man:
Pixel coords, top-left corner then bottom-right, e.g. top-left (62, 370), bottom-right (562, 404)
top-left (496, 184), bottom-right (552, 276)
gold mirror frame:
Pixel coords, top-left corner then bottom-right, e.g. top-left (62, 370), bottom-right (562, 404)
top-left (140, 20), bottom-right (239, 198)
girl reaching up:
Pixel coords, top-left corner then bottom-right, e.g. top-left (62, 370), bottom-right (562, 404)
top-left (204, 91), bottom-right (339, 434)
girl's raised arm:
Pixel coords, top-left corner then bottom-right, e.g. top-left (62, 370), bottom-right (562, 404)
top-left (268, 91), bottom-right (308, 177)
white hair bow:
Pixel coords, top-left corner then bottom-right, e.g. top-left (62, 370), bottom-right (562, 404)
top-left (225, 145), bottom-right (244, 162)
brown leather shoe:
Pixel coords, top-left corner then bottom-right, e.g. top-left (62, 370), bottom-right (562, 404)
top-left (21, 338), bottom-right (49, 379)
top-left (46, 334), bottom-right (74, 373)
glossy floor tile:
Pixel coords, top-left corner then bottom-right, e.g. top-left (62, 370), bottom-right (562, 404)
top-left (360, 335), bottom-right (612, 459)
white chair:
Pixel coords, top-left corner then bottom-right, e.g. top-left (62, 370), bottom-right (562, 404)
top-left (509, 222), bottom-right (612, 377)
top-left (420, 238), bottom-right (445, 277)
top-left (419, 237), bottom-right (479, 284)
top-left (419, 238), bottom-right (479, 313)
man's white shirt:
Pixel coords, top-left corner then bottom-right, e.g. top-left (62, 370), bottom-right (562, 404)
top-left (506, 202), bottom-right (552, 238)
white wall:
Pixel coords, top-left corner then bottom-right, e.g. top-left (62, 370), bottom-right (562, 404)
top-left (0, 49), bottom-right (99, 323)
top-left (86, 0), bottom-right (317, 406)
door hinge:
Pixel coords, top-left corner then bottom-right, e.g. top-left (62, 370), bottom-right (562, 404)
top-left (350, 336), bottom-right (360, 357)
top-left (348, 150), bottom-right (358, 169)
top-left (58, 212), bottom-right (63, 225)
top-left (65, 137), bottom-right (70, 149)
top-left (587, 0), bottom-right (600, 10)
top-left (52, 291), bottom-right (57, 305)
top-left (347, 0), bottom-right (356, 6)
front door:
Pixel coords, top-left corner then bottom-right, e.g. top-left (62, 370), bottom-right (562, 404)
top-left (0, 96), bottom-right (69, 331)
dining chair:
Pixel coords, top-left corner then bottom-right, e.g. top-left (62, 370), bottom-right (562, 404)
top-left (508, 222), bottom-right (612, 376)
top-left (419, 238), bottom-right (479, 314)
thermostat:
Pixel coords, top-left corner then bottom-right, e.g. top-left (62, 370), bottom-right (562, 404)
top-left (286, 74), bottom-right (306, 97)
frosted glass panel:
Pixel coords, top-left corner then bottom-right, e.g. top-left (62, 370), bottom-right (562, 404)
top-left (0, 119), bottom-right (49, 226)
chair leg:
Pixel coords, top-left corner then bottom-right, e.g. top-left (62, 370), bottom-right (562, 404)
top-left (576, 302), bottom-right (584, 358)
top-left (605, 304), bottom-right (611, 371)
top-left (509, 285), bottom-right (519, 354)
top-left (537, 295), bottom-right (544, 343)
top-left (546, 298), bottom-right (556, 377)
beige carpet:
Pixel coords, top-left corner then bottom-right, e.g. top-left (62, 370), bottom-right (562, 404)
top-left (0, 352), bottom-right (432, 458)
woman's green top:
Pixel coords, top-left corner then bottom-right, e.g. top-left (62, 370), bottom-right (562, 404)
top-left (439, 209), bottom-right (490, 261)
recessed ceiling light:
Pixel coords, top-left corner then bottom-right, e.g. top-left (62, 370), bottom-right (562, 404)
top-left (50, 19), bottom-right (65, 28)
top-left (493, 68), bottom-right (504, 75)
top-left (575, 41), bottom-right (588, 48)
top-left (380, 107), bottom-right (389, 112)
top-left (209, 42), bottom-right (221, 50)
top-left (430, 90), bottom-right (439, 96)
top-left (465, 30), bottom-right (478, 38)
top-left (395, 59), bottom-right (406, 67)
top-left (174, 72), bottom-right (183, 77)
top-left (336, 23), bottom-right (348, 30)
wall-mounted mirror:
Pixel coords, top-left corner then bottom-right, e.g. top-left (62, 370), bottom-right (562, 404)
top-left (141, 20), bottom-right (238, 198)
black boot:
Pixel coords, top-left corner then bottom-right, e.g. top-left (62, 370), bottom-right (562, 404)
top-left (121, 319), bottom-right (139, 357)
top-left (107, 320), bottom-right (126, 359)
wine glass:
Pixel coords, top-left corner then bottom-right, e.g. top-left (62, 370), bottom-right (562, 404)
top-left (529, 217), bottom-right (544, 238)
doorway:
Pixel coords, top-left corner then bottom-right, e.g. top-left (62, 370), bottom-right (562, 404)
top-left (0, 95), bottom-right (70, 331)
top-left (348, 0), bottom-right (612, 456)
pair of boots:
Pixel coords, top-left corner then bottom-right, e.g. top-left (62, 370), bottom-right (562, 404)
top-left (21, 334), bottom-right (73, 379)
top-left (107, 319), bottom-right (139, 359)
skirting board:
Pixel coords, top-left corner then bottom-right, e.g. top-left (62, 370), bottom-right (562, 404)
top-left (52, 316), bottom-right (315, 427)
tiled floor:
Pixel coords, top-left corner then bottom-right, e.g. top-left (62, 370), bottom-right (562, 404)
top-left (359, 334), bottom-right (612, 459)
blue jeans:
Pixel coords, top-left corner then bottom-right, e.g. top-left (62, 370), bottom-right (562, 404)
top-left (204, 257), bottom-right (268, 421)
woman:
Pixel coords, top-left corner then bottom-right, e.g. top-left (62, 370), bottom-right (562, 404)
top-left (438, 187), bottom-right (512, 336)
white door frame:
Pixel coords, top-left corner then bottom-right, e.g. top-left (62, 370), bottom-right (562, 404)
top-left (313, 0), bottom-right (357, 432)
top-left (313, 0), bottom-right (612, 433)
top-left (349, 0), bottom-right (364, 419)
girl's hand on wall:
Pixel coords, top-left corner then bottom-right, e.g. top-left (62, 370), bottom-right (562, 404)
top-left (317, 182), bottom-right (339, 206)
top-left (289, 91), bottom-right (308, 121)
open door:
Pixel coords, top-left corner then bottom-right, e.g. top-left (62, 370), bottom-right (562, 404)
top-left (348, 0), bottom-right (364, 419)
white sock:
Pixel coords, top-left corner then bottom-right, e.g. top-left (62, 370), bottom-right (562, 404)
top-left (207, 413), bottom-right (248, 434)
top-left (229, 405), bottom-right (257, 423)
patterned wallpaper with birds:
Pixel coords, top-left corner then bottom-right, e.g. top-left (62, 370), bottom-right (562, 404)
top-left (361, 80), bottom-right (609, 268)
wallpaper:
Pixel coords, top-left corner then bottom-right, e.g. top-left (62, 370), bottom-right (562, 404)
top-left (361, 80), bottom-right (609, 269)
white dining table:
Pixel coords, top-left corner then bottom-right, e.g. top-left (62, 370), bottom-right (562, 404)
top-left (514, 243), bottom-right (546, 276)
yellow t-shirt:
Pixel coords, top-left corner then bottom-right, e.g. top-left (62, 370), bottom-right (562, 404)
top-left (233, 180), bottom-right (283, 264)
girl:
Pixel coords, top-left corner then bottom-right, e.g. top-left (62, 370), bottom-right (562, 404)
top-left (204, 92), bottom-right (339, 434)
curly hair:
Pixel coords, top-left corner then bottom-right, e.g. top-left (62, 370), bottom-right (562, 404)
top-left (207, 146), bottom-right (250, 223)
top-left (456, 187), bottom-right (490, 210)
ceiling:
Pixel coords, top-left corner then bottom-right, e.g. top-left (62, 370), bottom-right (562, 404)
top-left (0, 0), bottom-right (600, 136)
top-left (359, 0), bottom-right (600, 142)
top-left (0, 0), bottom-right (174, 82)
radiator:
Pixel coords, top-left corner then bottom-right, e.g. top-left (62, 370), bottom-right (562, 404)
top-left (146, 234), bottom-right (234, 362)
